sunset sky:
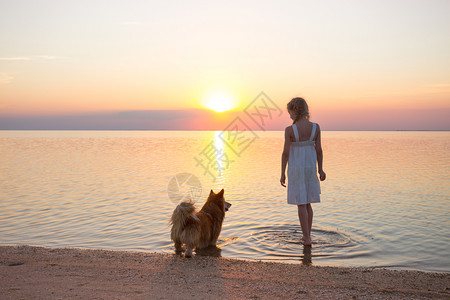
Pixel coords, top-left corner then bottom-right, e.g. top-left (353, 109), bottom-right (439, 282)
top-left (1, 0), bottom-right (449, 130)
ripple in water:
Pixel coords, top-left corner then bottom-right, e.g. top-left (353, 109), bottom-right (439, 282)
top-left (212, 224), bottom-right (361, 265)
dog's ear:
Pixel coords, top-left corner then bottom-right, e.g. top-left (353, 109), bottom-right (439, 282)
top-left (218, 189), bottom-right (224, 197)
top-left (210, 189), bottom-right (214, 196)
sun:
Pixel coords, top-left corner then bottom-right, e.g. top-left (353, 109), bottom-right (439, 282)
top-left (202, 91), bottom-right (237, 113)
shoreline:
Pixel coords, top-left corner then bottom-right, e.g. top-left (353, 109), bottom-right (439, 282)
top-left (1, 245), bottom-right (448, 299)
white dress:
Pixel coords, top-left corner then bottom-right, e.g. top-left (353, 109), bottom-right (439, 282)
top-left (287, 123), bottom-right (321, 205)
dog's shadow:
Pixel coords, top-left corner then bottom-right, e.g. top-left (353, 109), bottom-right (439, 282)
top-left (175, 245), bottom-right (222, 258)
top-left (195, 245), bottom-right (222, 257)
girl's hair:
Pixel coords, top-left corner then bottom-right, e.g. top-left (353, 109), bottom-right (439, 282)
top-left (287, 97), bottom-right (310, 124)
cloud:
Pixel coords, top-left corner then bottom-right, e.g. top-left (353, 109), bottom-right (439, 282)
top-left (114, 110), bottom-right (202, 120)
top-left (37, 55), bottom-right (62, 60)
top-left (0, 109), bottom-right (215, 130)
top-left (314, 108), bottom-right (450, 131)
top-left (0, 55), bottom-right (62, 61)
top-left (120, 21), bottom-right (145, 25)
top-left (425, 83), bottom-right (450, 88)
top-left (422, 83), bottom-right (450, 93)
top-left (0, 73), bottom-right (14, 84)
top-left (1, 108), bottom-right (449, 130)
top-left (0, 57), bottom-right (30, 61)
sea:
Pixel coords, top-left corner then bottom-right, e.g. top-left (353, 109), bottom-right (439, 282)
top-left (0, 130), bottom-right (449, 273)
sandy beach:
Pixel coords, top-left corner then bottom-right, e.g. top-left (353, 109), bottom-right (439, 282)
top-left (0, 245), bottom-right (448, 299)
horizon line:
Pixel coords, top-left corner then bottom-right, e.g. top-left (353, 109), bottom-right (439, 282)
top-left (1, 129), bottom-right (449, 132)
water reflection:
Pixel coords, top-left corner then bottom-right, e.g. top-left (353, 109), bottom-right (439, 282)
top-left (301, 245), bottom-right (312, 266)
top-left (198, 130), bottom-right (231, 187)
top-left (214, 131), bottom-right (226, 176)
top-left (196, 245), bottom-right (222, 258)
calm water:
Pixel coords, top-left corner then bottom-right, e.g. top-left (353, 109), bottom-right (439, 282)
top-left (0, 130), bottom-right (449, 272)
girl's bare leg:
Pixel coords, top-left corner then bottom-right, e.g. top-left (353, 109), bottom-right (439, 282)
top-left (297, 205), bottom-right (311, 246)
top-left (306, 203), bottom-right (313, 237)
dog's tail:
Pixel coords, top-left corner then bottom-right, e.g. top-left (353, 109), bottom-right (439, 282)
top-left (170, 200), bottom-right (198, 241)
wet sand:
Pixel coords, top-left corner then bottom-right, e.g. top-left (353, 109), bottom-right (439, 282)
top-left (1, 245), bottom-right (448, 299)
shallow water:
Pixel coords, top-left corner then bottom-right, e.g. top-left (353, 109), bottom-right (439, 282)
top-left (0, 130), bottom-right (449, 272)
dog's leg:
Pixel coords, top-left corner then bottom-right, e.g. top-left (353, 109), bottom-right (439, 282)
top-left (174, 241), bottom-right (183, 253)
top-left (185, 244), bottom-right (194, 258)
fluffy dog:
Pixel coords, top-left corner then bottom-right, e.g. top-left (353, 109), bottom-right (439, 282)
top-left (170, 189), bottom-right (231, 257)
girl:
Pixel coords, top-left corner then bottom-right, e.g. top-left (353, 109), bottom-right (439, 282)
top-left (280, 97), bottom-right (326, 246)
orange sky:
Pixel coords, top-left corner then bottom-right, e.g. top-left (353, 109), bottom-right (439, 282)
top-left (1, 1), bottom-right (449, 130)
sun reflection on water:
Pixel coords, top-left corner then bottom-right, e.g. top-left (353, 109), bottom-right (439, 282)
top-left (214, 131), bottom-right (225, 173)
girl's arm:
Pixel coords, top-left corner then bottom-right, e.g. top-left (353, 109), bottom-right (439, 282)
top-left (314, 124), bottom-right (326, 181)
top-left (280, 127), bottom-right (291, 187)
